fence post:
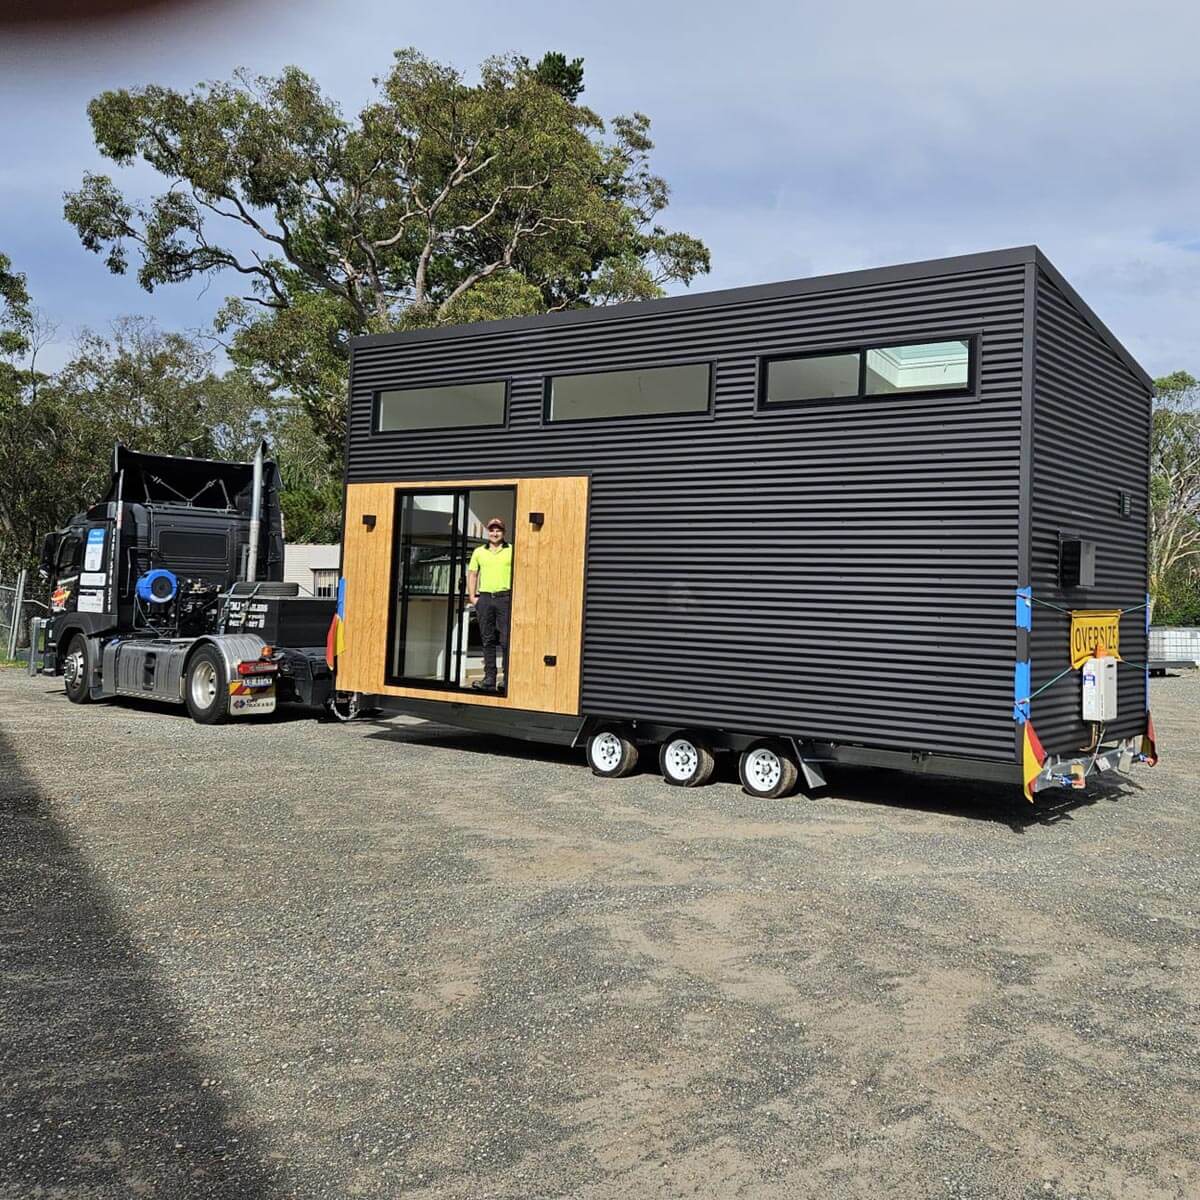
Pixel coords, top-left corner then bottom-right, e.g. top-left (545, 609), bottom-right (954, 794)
top-left (8, 569), bottom-right (26, 660)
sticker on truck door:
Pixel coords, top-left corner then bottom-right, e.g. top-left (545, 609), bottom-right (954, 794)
top-left (84, 528), bottom-right (107, 572)
top-left (77, 590), bottom-right (105, 614)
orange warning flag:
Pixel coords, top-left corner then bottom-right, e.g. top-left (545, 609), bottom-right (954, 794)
top-left (1141, 713), bottom-right (1159, 767)
top-left (1022, 722), bottom-right (1046, 803)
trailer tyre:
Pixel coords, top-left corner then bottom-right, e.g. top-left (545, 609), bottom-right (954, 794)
top-left (587, 727), bottom-right (639, 778)
top-left (184, 646), bottom-right (230, 725)
top-left (738, 740), bottom-right (800, 799)
top-left (659, 732), bottom-right (716, 787)
top-left (63, 635), bottom-right (95, 704)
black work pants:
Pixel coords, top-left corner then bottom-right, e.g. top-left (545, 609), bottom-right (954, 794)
top-left (476, 591), bottom-right (511, 684)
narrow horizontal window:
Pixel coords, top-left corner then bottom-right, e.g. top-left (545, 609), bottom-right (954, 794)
top-left (377, 380), bottom-right (506, 432)
top-left (547, 363), bottom-right (710, 422)
top-left (764, 352), bottom-right (861, 404)
top-left (864, 340), bottom-right (970, 395)
top-left (760, 337), bottom-right (974, 408)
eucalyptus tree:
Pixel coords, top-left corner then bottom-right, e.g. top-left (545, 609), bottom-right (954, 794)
top-left (65, 49), bottom-right (709, 465)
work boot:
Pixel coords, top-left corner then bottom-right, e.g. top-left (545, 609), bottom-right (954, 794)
top-left (472, 679), bottom-right (496, 692)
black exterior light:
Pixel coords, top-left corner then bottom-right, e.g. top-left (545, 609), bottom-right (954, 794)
top-left (362, 513), bottom-right (377, 529)
top-left (529, 511), bottom-right (545, 527)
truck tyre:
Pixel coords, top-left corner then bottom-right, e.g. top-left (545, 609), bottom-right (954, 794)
top-left (738, 740), bottom-right (800, 799)
top-left (63, 634), bottom-right (95, 704)
top-left (185, 646), bottom-right (230, 725)
top-left (587, 727), bottom-right (639, 778)
top-left (659, 732), bottom-right (716, 787)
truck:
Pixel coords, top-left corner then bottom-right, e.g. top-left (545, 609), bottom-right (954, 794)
top-left (32, 443), bottom-right (336, 722)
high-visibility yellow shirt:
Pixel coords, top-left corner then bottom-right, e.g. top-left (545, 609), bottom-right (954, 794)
top-left (469, 543), bottom-right (513, 592)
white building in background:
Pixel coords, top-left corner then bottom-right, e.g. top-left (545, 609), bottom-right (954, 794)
top-left (283, 544), bottom-right (340, 597)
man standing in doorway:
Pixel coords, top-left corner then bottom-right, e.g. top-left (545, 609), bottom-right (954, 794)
top-left (467, 517), bottom-right (513, 693)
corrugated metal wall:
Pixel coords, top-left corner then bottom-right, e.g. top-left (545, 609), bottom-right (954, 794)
top-left (1028, 270), bottom-right (1152, 754)
top-left (348, 263), bottom-right (1028, 762)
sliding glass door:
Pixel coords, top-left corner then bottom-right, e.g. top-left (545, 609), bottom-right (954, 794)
top-left (388, 486), bottom-right (516, 689)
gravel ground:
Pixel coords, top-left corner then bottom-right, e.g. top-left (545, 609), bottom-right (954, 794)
top-left (1, 667), bottom-right (1197, 1200)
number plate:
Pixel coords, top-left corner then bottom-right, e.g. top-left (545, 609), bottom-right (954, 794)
top-left (227, 679), bottom-right (276, 716)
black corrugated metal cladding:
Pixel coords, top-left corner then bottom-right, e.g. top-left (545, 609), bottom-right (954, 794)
top-left (348, 258), bottom-right (1031, 762)
top-left (1029, 270), bottom-right (1152, 755)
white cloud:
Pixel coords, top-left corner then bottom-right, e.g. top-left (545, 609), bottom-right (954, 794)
top-left (2, 0), bottom-right (1198, 377)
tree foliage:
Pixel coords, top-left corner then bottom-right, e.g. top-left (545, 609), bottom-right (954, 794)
top-left (1150, 371), bottom-right (1200, 618)
top-left (64, 49), bottom-right (710, 468)
top-left (0, 308), bottom-right (306, 578)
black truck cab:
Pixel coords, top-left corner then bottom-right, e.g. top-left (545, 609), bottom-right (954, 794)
top-left (35, 444), bottom-right (335, 721)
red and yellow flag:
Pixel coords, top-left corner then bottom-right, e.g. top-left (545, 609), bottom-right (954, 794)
top-left (324, 577), bottom-right (346, 670)
top-left (1141, 713), bottom-right (1159, 767)
top-left (1022, 722), bottom-right (1046, 803)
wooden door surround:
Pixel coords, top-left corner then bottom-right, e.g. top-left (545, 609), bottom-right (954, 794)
top-left (336, 477), bottom-right (589, 715)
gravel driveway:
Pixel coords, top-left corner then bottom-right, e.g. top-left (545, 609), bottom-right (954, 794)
top-left (1, 666), bottom-right (1197, 1199)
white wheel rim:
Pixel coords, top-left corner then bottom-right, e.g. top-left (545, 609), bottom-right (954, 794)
top-left (190, 661), bottom-right (218, 709)
top-left (592, 731), bottom-right (623, 771)
top-left (664, 738), bottom-right (699, 781)
top-left (65, 648), bottom-right (84, 687)
top-left (745, 748), bottom-right (782, 792)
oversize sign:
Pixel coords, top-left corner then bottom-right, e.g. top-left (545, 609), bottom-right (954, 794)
top-left (1070, 610), bottom-right (1120, 668)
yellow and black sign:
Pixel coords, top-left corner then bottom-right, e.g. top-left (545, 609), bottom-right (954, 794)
top-left (1069, 610), bottom-right (1120, 668)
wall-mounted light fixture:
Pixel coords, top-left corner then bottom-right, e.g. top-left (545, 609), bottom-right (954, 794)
top-left (529, 512), bottom-right (545, 528)
top-left (362, 513), bottom-right (377, 529)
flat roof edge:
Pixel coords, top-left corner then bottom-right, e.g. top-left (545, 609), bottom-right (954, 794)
top-left (1031, 250), bottom-right (1154, 391)
top-left (352, 245), bottom-right (1040, 352)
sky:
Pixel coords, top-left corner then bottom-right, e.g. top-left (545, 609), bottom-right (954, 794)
top-left (1, 0), bottom-right (1197, 378)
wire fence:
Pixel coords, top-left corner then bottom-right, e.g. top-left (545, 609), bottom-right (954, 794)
top-left (0, 570), bottom-right (40, 660)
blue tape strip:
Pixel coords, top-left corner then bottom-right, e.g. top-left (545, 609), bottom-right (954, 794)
top-left (1013, 659), bottom-right (1031, 723)
top-left (1015, 586), bottom-right (1032, 631)
top-left (1145, 591), bottom-right (1151, 709)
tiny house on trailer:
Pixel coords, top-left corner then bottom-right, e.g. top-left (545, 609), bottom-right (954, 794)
top-left (334, 246), bottom-right (1157, 800)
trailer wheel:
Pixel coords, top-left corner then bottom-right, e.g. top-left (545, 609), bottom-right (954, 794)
top-left (63, 635), bottom-right (95, 704)
top-left (586, 727), bottom-right (639, 778)
top-left (184, 646), bottom-right (229, 725)
top-left (738, 740), bottom-right (800, 799)
top-left (659, 732), bottom-right (716, 787)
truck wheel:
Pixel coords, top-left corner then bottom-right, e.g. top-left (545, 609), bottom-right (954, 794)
top-left (738, 740), bottom-right (799, 799)
top-left (185, 646), bottom-right (229, 725)
top-left (659, 732), bottom-right (716, 787)
top-left (587, 727), bottom-right (639, 778)
top-left (63, 635), bottom-right (95, 704)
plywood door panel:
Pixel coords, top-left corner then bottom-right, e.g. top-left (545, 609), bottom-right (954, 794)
top-left (507, 476), bottom-right (589, 714)
top-left (337, 482), bottom-right (391, 695)
top-left (337, 477), bottom-right (588, 715)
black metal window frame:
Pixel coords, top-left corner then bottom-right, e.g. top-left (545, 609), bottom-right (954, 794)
top-left (384, 483), bottom-right (518, 693)
top-left (541, 359), bottom-right (717, 426)
top-left (756, 333), bottom-right (980, 412)
top-left (372, 377), bottom-right (512, 435)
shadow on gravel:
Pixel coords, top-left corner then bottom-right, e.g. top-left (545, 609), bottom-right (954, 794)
top-left (30, 687), bottom-right (324, 726)
top-left (363, 717), bottom-right (1142, 833)
top-left (822, 764), bottom-right (1142, 833)
top-left (363, 718), bottom-right (582, 766)
top-left (0, 724), bottom-right (278, 1199)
